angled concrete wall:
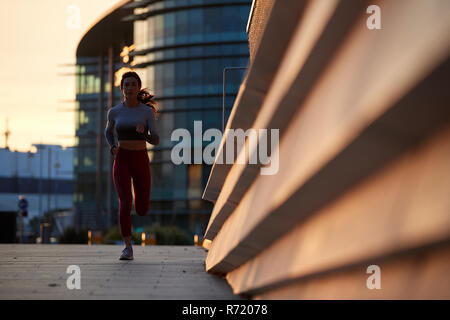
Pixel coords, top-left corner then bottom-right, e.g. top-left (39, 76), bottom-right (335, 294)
top-left (202, 0), bottom-right (450, 299)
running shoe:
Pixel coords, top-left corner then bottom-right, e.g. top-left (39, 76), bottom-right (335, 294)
top-left (119, 246), bottom-right (134, 260)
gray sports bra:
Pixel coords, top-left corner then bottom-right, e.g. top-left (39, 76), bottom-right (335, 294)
top-left (104, 102), bottom-right (159, 147)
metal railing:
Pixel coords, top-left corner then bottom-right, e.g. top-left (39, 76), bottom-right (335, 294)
top-left (222, 67), bottom-right (248, 133)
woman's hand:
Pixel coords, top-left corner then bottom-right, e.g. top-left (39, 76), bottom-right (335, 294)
top-left (136, 124), bottom-right (145, 134)
top-left (112, 145), bottom-right (119, 155)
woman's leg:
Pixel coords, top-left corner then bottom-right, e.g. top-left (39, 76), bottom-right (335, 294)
top-left (123, 235), bottom-right (132, 248)
top-left (131, 150), bottom-right (151, 217)
top-left (113, 149), bottom-right (133, 245)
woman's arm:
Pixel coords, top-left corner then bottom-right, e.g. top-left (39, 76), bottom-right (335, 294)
top-left (104, 108), bottom-right (118, 153)
top-left (144, 109), bottom-right (160, 145)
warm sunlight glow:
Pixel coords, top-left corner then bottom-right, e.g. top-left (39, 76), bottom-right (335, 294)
top-left (141, 232), bottom-right (146, 246)
top-left (120, 44), bottom-right (136, 64)
top-left (0, 0), bottom-right (122, 151)
top-left (114, 67), bottom-right (135, 87)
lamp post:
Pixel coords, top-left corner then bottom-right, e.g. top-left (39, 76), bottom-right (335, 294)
top-left (35, 144), bottom-right (45, 220)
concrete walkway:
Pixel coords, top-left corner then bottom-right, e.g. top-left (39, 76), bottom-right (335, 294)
top-left (0, 244), bottom-right (244, 300)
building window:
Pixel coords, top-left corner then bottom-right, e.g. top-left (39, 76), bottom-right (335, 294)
top-left (187, 164), bottom-right (202, 198)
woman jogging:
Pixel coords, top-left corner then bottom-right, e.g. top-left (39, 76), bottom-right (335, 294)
top-left (104, 71), bottom-right (159, 260)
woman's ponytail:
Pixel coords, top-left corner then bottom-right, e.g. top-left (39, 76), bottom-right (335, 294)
top-left (137, 88), bottom-right (159, 119)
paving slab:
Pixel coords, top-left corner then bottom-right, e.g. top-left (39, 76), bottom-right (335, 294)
top-left (0, 244), bottom-right (244, 300)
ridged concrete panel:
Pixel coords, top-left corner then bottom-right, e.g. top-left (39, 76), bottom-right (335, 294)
top-left (202, 0), bottom-right (450, 299)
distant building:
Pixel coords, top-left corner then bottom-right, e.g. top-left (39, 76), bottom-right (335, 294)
top-left (0, 145), bottom-right (74, 239)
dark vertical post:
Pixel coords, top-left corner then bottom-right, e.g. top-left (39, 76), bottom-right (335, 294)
top-left (107, 45), bottom-right (114, 230)
top-left (222, 69), bottom-right (226, 133)
top-left (96, 54), bottom-right (105, 230)
top-left (38, 145), bottom-right (43, 220)
top-left (47, 147), bottom-right (51, 215)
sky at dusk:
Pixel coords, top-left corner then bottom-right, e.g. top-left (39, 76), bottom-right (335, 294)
top-left (0, 0), bottom-right (123, 152)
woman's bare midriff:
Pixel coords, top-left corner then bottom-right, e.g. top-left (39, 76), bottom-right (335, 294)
top-left (118, 140), bottom-right (147, 150)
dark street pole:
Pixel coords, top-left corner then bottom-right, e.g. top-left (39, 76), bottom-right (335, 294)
top-left (96, 54), bottom-right (105, 231)
top-left (107, 45), bottom-right (114, 230)
top-left (38, 144), bottom-right (44, 220)
top-left (47, 147), bottom-right (51, 216)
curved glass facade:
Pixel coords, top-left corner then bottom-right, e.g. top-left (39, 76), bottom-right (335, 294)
top-left (74, 3), bottom-right (134, 231)
top-left (74, 56), bottom-right (125, 229)
top-left (74, 0), bottom-right (251, 237)
top-left (127, 0), bottom-right (251, 236)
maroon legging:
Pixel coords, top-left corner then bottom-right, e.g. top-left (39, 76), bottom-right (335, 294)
top-left (113, 147), bottom-right (151, 237)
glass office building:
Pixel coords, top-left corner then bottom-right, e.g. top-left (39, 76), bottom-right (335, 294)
top-left (74, 0), bottom-right (251, 238)
top-left (123, 0), bottom-right (251, 237)
top-left (74, 2), bottom-right (134, 231)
